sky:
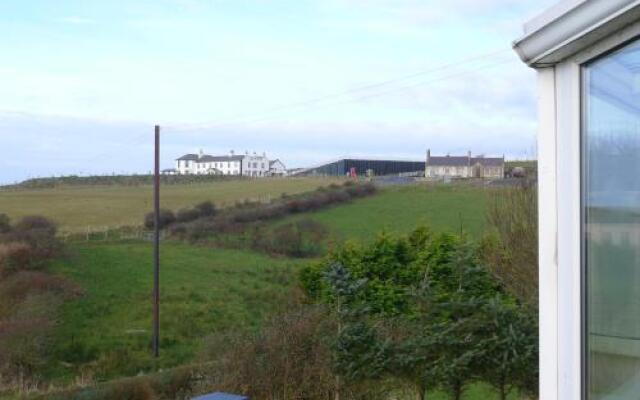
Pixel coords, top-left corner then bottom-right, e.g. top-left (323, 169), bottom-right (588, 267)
top-left (0, 0), bottom-right (558, 184)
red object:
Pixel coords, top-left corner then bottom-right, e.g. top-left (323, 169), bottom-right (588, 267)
top-left (349, 167), bottom-right (357, 178)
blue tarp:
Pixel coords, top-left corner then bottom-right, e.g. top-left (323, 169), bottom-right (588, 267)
top-left (192, 392), bottom-right (249, 400)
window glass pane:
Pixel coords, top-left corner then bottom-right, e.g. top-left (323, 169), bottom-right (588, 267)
top-left (585, 38), bottom-right (640, 399)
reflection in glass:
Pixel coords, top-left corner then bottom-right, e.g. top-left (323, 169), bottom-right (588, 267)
top-left (585, 39), bottom-right (640, 399)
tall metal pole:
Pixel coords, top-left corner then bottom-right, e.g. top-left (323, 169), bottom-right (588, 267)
top-left (152, 125), bottom-right (160, 358)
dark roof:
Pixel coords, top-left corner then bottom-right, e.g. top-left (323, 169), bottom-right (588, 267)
top-left (269, 159), bottom-right (284, 166)
top-left (192, 393), bottom-right (249, 400)
top-left (198, 155), bottom-right (244, 162)
top-left (427, 156), bottom-right (469, 167)
top-left (176, 154), bottom-right (199, 161)
top-left (471, 157), bottom-right (503, 167)
top-left (176, 154), bottom-right (244, 162)
top-left (427, 155), bottom-right (503, 167)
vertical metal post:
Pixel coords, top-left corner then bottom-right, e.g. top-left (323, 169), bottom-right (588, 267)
top-left (152, 125), bottom-right (160, 357)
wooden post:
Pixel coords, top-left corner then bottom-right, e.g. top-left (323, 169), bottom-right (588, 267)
top-left (152, 125), bottom-right (160, 358)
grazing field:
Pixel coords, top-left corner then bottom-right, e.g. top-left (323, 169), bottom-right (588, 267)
top-left (44, 182), bottom-right (491, 378)
top-left (275, 183), bottom-right (490, 240)
top-left (14, 180), bottom-right (513, 400)
top-left (0, 177), bottom-right (340, 232)
top-left (47, 242), bottom-right (304, 381)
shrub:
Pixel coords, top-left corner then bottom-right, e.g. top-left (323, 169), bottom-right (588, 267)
top-left (0, 242), bottom-right (32, 275)
top-left (481, 180), bottom-right (538, 305)
top-left (202, 305), bottom-right (338, 399)
top-left (0, 271), bottom-right (83, 307)
top-left (13, 216), bottom-right (57, 235)
top-left (194, 201), bottom-right (216, 217)
top-left (0, 292), bottom-right (61, 386)
top-left (175, 208), bottom-right (201, 223)
top-left (171, 183), bottom-right (378, 243)
top-left (175, 201), bottom-right (217, 224)
top-left (0, 214), bottom-right (10, 233)
top-left (250, 219), bottom-right (328, 258)
top-left (1, 216), bottom-right (61, 270)
top-left (143, 209), bottom-right (176, 230)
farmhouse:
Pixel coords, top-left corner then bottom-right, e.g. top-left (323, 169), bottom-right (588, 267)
top-left (175, 150), bottom-right (280, 177)
top-left (514, 0), bottom-right (640, 398)
top-left (425, 150), bottom-right (504, 178)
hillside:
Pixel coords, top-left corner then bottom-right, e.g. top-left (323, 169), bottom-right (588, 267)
top-left (40, 182), bottom-right (493, 381)
top-left (0, 180), bottom-right (517, 400)
top-left (273, 183), bottom-right (489, 240)
top-left (0, 177), bottom-right (341, 232)
top-left (47, 242), bottom-right (304, 382)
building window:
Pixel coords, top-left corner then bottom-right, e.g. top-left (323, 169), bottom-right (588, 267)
top-left (584, 38), bottom-right (640, 398)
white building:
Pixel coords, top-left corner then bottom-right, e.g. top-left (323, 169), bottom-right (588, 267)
top-left (425, 150), bottom-right (504, 179)
top-left (514, 1), bottom-right (640, 399)
top-left (268, 159), bottom-right (287, 176)
top-left (175, 150), bottom-right (275, 177)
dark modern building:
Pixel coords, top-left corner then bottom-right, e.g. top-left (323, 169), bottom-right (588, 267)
top-left (294, 158), bottom-right (425, 177)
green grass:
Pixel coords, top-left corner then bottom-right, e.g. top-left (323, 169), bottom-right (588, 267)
top-left (0, 177), bottom-right (341, 232)
top-left (28, 181), bottom-right (504, 398)
top-left (48, 241), bottom-right (304, 381)
top-left (276, 183), bottom-right (490, 241)
top-left (395, 383), bottom-right (521, 400)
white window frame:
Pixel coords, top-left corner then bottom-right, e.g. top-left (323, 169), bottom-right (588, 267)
top-left (539, 21), bottom-right (640, 400)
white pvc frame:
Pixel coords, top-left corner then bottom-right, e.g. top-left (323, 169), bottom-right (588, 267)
top-left (537, 21), bottom-right (640, 400)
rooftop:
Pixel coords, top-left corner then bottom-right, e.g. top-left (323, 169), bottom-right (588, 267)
top-left (513, 0), bottom-right (640, 67)
top-left (427, 154), bottom-right (504, 167)
top-left (176, 154), bottom-right (244, 162)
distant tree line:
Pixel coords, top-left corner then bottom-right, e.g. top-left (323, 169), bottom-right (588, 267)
top-left (2, 174), bottom-right (251, 190)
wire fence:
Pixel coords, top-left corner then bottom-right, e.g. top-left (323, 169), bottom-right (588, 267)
top-left (59, 226), bottom-right (167, 243)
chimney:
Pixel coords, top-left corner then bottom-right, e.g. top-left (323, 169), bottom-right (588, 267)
top-left (426, 149), bottom-right (431, 163)
top-left (198, 149), bottom-right (204, 159)
top-left (467, 150), bottom-right (471, 158)
top-left (230, 150), bottom-right (235, 156)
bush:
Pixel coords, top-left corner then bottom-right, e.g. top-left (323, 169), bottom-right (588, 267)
top-left (0, 214), bottom-right (10, 233)
top-left (249, 219), bottom-right (329, 257)
top-left (0, 271), bottom-right (82, 307)
top-left (171, 183), bottom-right (378, 244)
top-left (0, 216), bottom-right (70, 390)
top-left (202, 305), bottom-right (338, 399)
top-left (0, 216), bottom-right (61, 271)
top-left (0, 242), bottom-right (32, 275)
top-left (143, 209), bottom-right (176, 230)
top-left (175, 201), bottom-right (217, 224)
top-left (194, 201), bottom-right (216, 217)
top-left (481, 180), bottom-right (538, 305)
top-left (13, 216), bottom-right (57, 235)
top-left (175, 208), bottom-right (201, 223)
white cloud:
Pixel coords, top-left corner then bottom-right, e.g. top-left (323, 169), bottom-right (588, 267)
top-left (59, 16), bottom-right (94, 25)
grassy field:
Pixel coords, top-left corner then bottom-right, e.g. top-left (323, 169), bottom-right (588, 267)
top-left (9, 180), bottom-right (511, 399)
top-left (44, 183), bottom-right (492, 378)
top-left (274, 183), bottom-right (490, 241)
top-left (48, 241), bottom-right (304, 381)
top-left (0, 177), bottom-right (340, 232)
